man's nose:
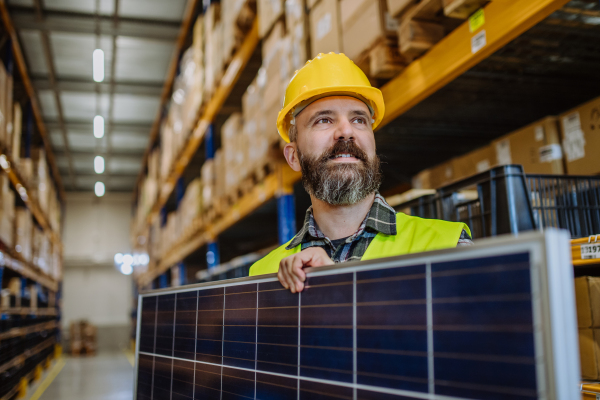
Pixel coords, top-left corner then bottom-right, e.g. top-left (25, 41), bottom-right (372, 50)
top-left (334, 118), bottom-right (354, 141)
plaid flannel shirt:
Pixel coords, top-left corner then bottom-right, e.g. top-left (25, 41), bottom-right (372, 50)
top-left (286, 193), bottom-right (473, 263)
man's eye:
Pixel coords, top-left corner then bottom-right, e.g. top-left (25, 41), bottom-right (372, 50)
top-left (353, 118), bottom-right (366, 124)
top-left (316, 118), bottom-right (330, 124)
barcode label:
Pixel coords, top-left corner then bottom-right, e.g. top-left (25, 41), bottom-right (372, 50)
top-left (471, 30), bottom-right (486, 54)
top-left (581, 243), bottom-right (600, 260)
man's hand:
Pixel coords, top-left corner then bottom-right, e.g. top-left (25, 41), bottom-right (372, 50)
top-left (278, 247), bottom-right (334, 293)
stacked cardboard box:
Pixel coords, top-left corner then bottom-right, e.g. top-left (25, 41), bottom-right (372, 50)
top-left (0, 173), bottom-right (14, 247)
top-left (32, 226), bottom-right (51, 273)
top-left (203, 4), bottom-right (224, 100)
top-left (14, 207), bottom-right (32, 262)
top-left (576, 276), bottom-right (600, 380)
top-left (12, 103), bottom-right (21, 161)
top-left (51, 244), bottom-right (61, 280)
top-left (492, 116), bottom-right (564, 175)
top-left (258, 0), bottom-right (284, 38)
top-left (70, 320), bottom-right (97, 356)
top-left (201, 159), bottom-right (215, 209)
top-left (285, 0), bottom-right (310, 78)
top-left (179, 178), bottom-right (203, 232)
top-left (222, 113), bottom-right (246, 193)
top-left (309, 0), bottom-right (342, 57)
top-left (0, 62), bottom-right (14, 151)
top-left (559, 96), bottom-right (600, 175)
top-left (340, 0), bottom-right (398, 61)
top-left (412, 115), bottom-right (567, 189)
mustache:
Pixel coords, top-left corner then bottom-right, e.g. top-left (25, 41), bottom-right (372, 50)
top-left (319, 141), bottom-right (368, 162)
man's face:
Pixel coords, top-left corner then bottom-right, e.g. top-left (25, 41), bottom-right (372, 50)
top-left (285, 96), bottom-right (382, 205)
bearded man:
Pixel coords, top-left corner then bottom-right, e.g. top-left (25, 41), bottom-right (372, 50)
top-left (249, 53), bottom-right (472, 292)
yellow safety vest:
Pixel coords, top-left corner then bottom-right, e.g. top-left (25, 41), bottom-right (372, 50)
top-left (249, 213), bottom-right (470, 276)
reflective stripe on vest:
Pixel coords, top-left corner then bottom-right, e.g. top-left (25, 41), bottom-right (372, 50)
top-left (249, 213), bottom-right (470, 276)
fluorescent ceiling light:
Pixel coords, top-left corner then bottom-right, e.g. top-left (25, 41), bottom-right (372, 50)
top-left (95, 181), bottom-right (105, 197)
top-left (120, 264), bottom-right (133, 275)
top-left (93, 49), bottom-right (104, 82)
top-left (94, 115), bottom-right (104, 138)
top-left (94, 155), bottom-right (105, 174)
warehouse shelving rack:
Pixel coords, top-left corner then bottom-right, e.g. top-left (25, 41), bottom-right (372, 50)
top-left (132, 0), bottom-right (573, 289)
top-left (0, 4), bottom-right (65, 399)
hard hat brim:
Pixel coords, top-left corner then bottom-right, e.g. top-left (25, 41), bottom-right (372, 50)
top-left (276, 85), bottom-right (385, 143)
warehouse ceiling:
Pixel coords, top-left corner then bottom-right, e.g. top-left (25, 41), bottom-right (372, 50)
top-left (6, 0), bottom-right (187, 192)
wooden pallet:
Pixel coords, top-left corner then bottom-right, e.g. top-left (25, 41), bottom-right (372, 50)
top-left (442, 0), bottom-right (489, 19)
top-left (398, 0), bottom-right (446, 59)
top-left (355, 38), bottom-right (408, 80)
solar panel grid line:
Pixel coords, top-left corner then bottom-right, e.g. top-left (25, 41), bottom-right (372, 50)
top-left (297, 286), bottom-right (301, 400)
top-left (221, 286), bottom-right (225, 400)
top-left (255, 288), bottom-right (258, 399)
top-left (193, 289), bottom-right (199, 399)
top-left (152, 299), bottom-right (157, 400)
top-left (134, 230), bottom-right (580, 400)
top-left (426, 262), bottom-right (434, 395)
top-left (353, 271), bottom-right (357, 400)
top-left (170, 293), bottom-right (176, 400)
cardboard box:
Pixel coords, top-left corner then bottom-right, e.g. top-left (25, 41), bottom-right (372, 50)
top-left (258, 0), bottom-right (284, 38)
top-left (12, 103), bottom-right (22, 161)
top-left (341, 0), bottom-right (397, 61)
top-left (15, 207), bottom-right (32, 262)
top-left (452, 145), bottom-right (495, 180)
top-left (580, 328), bottom-right (600, 380)
top-left (559, 96), bottom-right (600, 175)
top-left (286, 0), bottom-right (307, 28)
top-left (387, 0), bottom-right (417, 17)
top-left (576, 276), bottom-right (600, 328)
top-left (412, 160), bottom-right (455, 189)
top-left (492, 117), bottom-right (564, 175)
top-left (309, 0), bottom-right (342, 57)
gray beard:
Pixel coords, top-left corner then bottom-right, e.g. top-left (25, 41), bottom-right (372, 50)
top-left (298, 147), bottom-right (382, 206)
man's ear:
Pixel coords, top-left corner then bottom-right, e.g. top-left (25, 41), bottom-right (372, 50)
top-left (283, 142), bottom-right (301, 172)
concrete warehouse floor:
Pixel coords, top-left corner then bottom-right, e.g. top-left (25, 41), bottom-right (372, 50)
top-left (33, 353), bottom-right (133, 400)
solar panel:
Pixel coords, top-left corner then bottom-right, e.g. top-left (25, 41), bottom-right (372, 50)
top-left (134, 230), bottom-right (579, 400)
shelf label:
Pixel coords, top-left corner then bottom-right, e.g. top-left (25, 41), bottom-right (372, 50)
top-left (581, 243), bottom-right (600, 260)
top-left (469, 9), bottom-right (485, 32)
top-left (471, 30), bottom-right (487, 54)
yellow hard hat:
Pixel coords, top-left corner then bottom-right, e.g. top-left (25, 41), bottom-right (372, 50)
top-left (277, 52), bottom-right (385, 143)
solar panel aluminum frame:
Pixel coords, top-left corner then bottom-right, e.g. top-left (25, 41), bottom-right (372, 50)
top-left (133, 229), bottom-right (579, 400)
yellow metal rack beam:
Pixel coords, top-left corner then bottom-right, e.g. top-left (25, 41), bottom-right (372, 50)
top-left (378, 0), bottom-right (571, 127)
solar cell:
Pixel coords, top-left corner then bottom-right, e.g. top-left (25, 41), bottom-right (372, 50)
top-left (134, 230), bottom-right (579, 400)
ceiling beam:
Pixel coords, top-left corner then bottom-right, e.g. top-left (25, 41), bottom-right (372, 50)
top-left (32, 77), bottom-right (163, 96)
top-left (9, 7), bottom-right (180, 41)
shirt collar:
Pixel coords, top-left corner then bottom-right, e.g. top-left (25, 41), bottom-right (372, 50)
top-left (285, 192), bottom-right (397, 250)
